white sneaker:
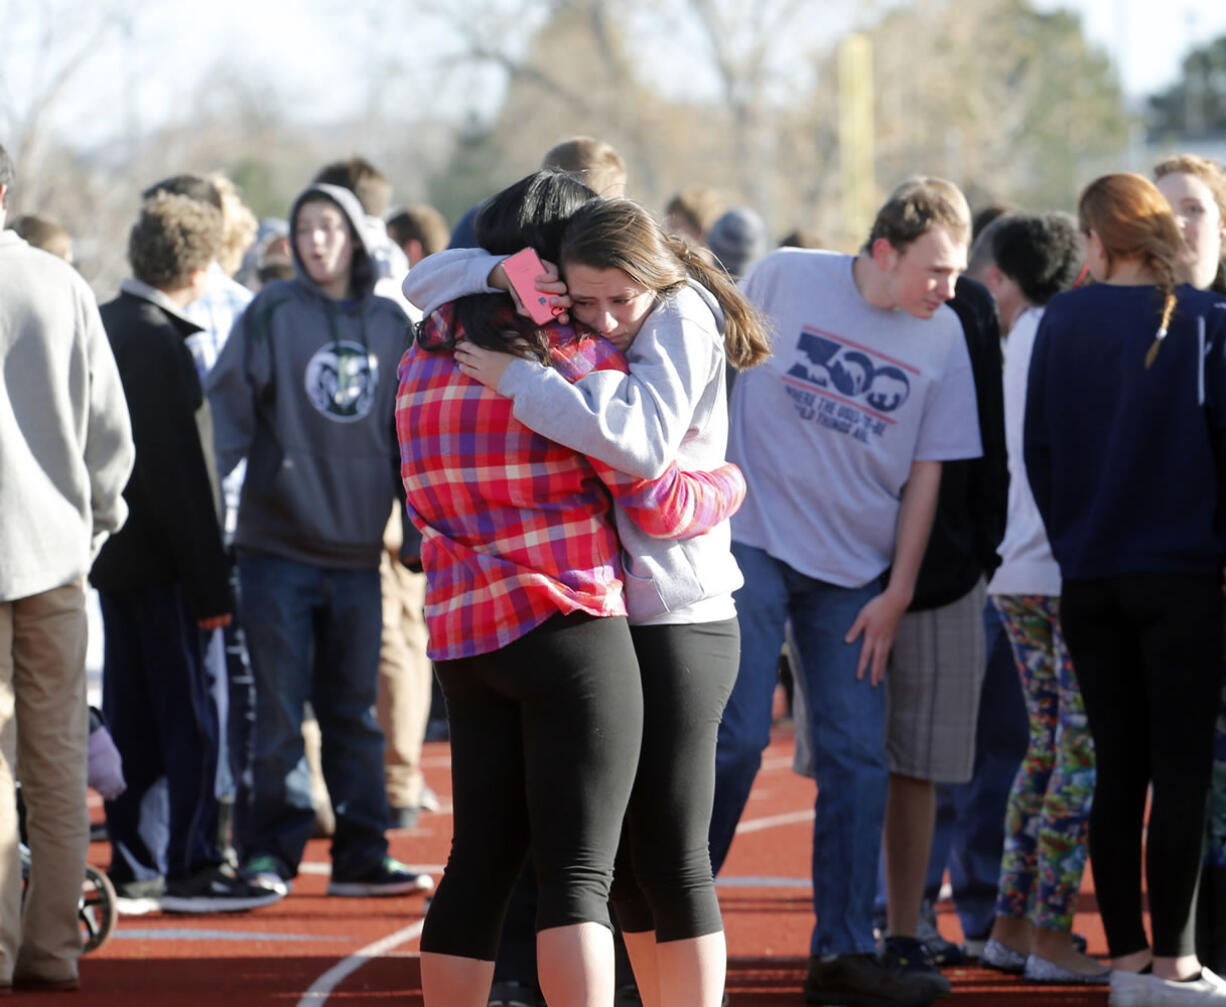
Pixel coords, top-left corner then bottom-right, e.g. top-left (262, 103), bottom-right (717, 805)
top-left (418, 785), bottom-right (440, 813)
top-left (1151, 967), bottom-right (1226, 1005)
top-left (1110, 969), bottom-right (1155, 1007)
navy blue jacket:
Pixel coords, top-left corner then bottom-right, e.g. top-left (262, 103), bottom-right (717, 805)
top-left (1024, 282), bottom-right (1226, 580)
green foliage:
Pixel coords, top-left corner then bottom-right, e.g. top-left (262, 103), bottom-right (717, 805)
top-left (869, 0), bottom-right (1132, 213)
top-left (425, 120), bottom-right (512, 227)
top-left (227, 158), bottom-right (289, 220)
top-left (1148, 35), bottom-right (1226, 140)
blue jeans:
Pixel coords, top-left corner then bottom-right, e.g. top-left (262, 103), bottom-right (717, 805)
top-left (237, 550), bottom-right (388, 877)
top-left (710, 542), bottom-right (888, 956)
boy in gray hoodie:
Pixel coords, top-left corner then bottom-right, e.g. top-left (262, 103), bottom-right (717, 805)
top-left (207, 183), bottom-right (431, 898)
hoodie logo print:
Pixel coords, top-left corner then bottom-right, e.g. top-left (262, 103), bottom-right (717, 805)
top-left (304, 342), bottom-right (379, 423)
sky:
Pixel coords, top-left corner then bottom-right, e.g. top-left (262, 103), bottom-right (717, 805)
top-left (199, 0), bottom-right (1226, 104)
top-left (7, 0), bottom-right (1226, 150)
top-left (1039, 0), bottom-right (1226, 97)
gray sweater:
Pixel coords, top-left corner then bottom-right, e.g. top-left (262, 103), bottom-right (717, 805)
top-left (0, 232), bottom-right (134, 601)
top-left (403, 249), bottom-right (742, 623)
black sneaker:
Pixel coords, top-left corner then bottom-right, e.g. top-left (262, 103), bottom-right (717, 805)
top-left (882, 935), bottom-right (952, 998)
top-left (488, 980), bottom-right (543, 1007)
top-left (326, 856), bottom-right (434, 897)
top-left (241, 854), bottom-right (291, 898)
top-left (112, 876), bottom-right (164, 916)
top-left (390, 805), bottom-right (420, 830)
top-left (614, 982), bottom-right (642, 1005)
top-left (916, 901), bottom-right (967, 966)
top-left (805, 953), bottom-right (935, 1007)
top-left (161, 863), bottom-right (284, 913)
top-left (919, 932), bottom-right (966, 967)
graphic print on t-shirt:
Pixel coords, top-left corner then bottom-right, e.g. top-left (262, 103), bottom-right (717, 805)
top-left (783, 327), bottom-right (916, 443)
top-left (304, 341), bottom-right (379, 423)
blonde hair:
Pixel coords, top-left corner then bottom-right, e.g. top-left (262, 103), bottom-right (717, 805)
top-left (560, 198), bottom-right (770, 369)
top-left (1078, 172), bottom-right (1188, 367)
top-left (209, 174), bottom-right (257, 277)
top-left (541, 136), bottom-right (627, 198)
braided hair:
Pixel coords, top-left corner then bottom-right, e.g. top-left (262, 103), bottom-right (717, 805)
top-left (1078, 173), bottom-right (1187, 369)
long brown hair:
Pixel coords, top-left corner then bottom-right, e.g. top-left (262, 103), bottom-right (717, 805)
top-left (1078, 173), bottom-right (1188, 368)
top-left (559, 198), bottom-right (771, 369)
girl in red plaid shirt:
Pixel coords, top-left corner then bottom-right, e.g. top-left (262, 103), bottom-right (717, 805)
top-left (399, 172), bottom-right (751, 1006)
top-left (415, 196), bottom-right (770, 1007)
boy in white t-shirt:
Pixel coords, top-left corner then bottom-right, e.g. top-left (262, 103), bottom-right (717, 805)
top-left (711, 178), bottom-right (982, 1007)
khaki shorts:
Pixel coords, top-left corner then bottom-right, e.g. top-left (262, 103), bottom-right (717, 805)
top-left (884, 579), bottom-right (987, 784)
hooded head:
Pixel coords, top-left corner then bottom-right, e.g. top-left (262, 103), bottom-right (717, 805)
top-left (706, 206), bottom-right (767, 280)
top-left (288, 183), bottom-right (376, 299)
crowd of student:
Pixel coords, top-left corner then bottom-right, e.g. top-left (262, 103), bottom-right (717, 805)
top-left (3, 133), bottom-right (1226, 1007)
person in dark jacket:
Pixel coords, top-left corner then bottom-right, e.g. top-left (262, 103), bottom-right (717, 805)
top-left (1026, 172), bottom-right (1226, 1005)
top-left (91, 193), bottom-right (279, 914)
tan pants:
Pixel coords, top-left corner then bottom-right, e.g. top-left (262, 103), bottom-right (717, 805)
top-left (376, 553), bottom-right (431, 810)
top-left (0, 582), bottom-right (89, 985)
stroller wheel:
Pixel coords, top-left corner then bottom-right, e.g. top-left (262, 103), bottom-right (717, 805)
top-left (80, 865), bottom-right (118, 953)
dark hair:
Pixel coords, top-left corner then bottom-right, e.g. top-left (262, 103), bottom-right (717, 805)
top-left (967, 212), bottom-right (1014, 278)
top-left (141, 174), bottom-right (223, 210)
top-left (990, 212), bottom-right (1083, 307)
top-left (128, 193), bottom-right (222, 290)
top-left (0, 144), bottom-right (14, 194)
top-left (443, 170), bottom-right (599, 363)
top-left (972, 203), bottom-right (1012, 244)
top-left (313, 156), bottom-right (392, 216)
top-left (1079, 173), bottom-right (1187, 367)
top-left (779, 228), bottom-right (824, 250)
top-left (560, 198), bottom-right (771, 369)
top-left (867, 177), bottom-right (971, 253)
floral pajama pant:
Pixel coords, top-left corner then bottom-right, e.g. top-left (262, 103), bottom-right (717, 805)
top-left (993, 594), bottom-right (1096, 931)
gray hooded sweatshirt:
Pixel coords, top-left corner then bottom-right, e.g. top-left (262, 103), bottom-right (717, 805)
top-left (206, 184), bottom-right (412, 569)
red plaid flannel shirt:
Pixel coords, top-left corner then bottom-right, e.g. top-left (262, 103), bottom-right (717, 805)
top-left (396, 304), bottom-right (745, 660)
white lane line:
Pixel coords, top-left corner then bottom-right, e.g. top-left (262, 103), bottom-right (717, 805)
top-left (296, 861), bottom-right (443, 876)
top-left (115, 927), bottom-right (343, 941)
top-left (715, 876), bottom-right (810, 888)
top-left (734, 809), bottom-right (814, 834)
top-left (296, 919), bottom-right (424, 1005)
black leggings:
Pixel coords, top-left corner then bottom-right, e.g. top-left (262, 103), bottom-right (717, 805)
top-left (1061, 573), bottom-right (1223, 959)
top-left (421, 612), bottom-right (643, 960)
top-left (610, 619), bottom-right (740, 941)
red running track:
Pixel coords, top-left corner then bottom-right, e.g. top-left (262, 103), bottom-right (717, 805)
top-left (66, 723), bottom-right (1109, 1004)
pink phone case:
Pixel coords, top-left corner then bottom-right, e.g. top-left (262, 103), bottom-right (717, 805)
top-left (502, 247), bottom-right (557, 325)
